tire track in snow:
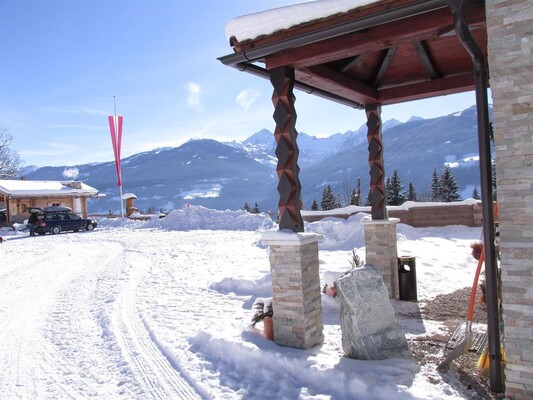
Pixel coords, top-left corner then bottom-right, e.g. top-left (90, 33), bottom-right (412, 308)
top-left (1, 231), bottom-right (203, 399)
top-left (39, 238), bottom-right (137, 399)
top-left (111, 247), bottom-right (202, 400)
top-left (0, 237), bottom-right (112, 399)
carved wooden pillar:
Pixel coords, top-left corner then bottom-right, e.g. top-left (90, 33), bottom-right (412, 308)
top-left (270, 66), bottom-right (303, 232)
top-left (366, 103), bottom-right (387, 220)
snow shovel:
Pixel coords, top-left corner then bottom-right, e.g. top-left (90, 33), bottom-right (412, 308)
top-left (438, 249), bottom-right (485, 369)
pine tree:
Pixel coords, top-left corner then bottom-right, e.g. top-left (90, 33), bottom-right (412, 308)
top-left (429, 168), bottom-right (441, 201)
top-left (407, 182), bottom-right (418, 201)
top-left (252, 202), bottom-right (260, 213)
top-left (310, 199), bottom-right (319, 211)
top-left (242, 202), bottom-right (251, 212)
top-left (385, 177), bottom-right (391, 205)
top-left (356, 177), bottom-right (361, 206)
top-left (350, 188), bottom-right (359, 205)
top-left (472, 186), bottom-right (480, 200)
top-left (321, 185), bottom-right (337, 210)
top-left (439, 166), bottom-right (462, 202)
top-left (335, 194), bottom-right (343, 209)
top-left (387, 169), bottom-right (405, 206)
top-left (364, 190), bottom-right (372, 206)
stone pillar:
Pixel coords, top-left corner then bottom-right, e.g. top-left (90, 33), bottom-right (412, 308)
top-left (486, 0), bottom-right (533, 397)
top-left (362, 218), bottom-right (399, 300)
top-left (261, 231), bottom-right (324, 349)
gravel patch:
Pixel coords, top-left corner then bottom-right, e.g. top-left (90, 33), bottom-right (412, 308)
top-left (399, 287), bottom-right (507, 399)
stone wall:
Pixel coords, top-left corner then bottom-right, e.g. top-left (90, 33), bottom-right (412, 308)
top-left (486, 0), bottom-right (533, 398)
top-left (303, 202), bottom-right (482, 227)
top-left (388, 203), bottom-right (482, 227)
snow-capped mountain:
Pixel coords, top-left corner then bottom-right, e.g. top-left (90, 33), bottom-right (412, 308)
top-left (227, 119), bottom-right (402, 168)
top-left (24, 106), bottom-right (490, 213)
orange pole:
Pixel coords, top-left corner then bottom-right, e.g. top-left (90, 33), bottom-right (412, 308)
top-left (467, 248), bottom-right (485, 321)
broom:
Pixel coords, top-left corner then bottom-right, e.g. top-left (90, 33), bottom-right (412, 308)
top-left (439, 250), bottom-right (484, 369)
top-left (477, 344), bottom-right (506, 370)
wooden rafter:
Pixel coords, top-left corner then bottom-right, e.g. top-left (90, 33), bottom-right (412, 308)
top-left (413, 41), bottom-right (440, 79)
top-left (377, 73), bottom-right (474, 104)
top-left (373, 47), bottom-right (396, 87)
top-left (300, 65), bottom-right (377, 103)
top-left (294, 67), bottom-right (474, 106)
top-left (339, 55), bottom-right (362, 73)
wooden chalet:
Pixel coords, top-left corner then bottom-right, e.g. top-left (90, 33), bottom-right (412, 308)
top-left (0, 180), bottom-right (99, 225)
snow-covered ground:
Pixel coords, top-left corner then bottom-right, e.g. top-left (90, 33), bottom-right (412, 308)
top-left (0, 205), bottom-right (484, 399)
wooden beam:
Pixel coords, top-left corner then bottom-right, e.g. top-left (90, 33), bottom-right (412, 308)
top-left (339, 55), bottom-right (362, 73)
top-left (373, 47), bottom-right (396, 87)
top-left (377, 73), bottom-right (474, 104)
top-left (413, 41), bottom-right (440, 79)
top-left (265, 3), bottom-right (485, 70)
top-left (299, 65), bottom-right (378, 103)
top-left (296, 70), bottom-right (473, 107)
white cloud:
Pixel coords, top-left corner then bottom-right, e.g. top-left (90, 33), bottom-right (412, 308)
top-left (52, 124), bottom-right (107, 130)
top-left (186, 82), bottom-right (202, 110)
top-left (45, 106), bottom-right (108, 116)
top-left (21, 142), bottom-right (78, 157)
top-left (62, 167), bottom-right (80, 179)
top-left (236, 89), bottom-right (260, 110)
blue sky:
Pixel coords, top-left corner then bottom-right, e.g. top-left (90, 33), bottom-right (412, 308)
top-left (0, 0), bottom-right (477, 168)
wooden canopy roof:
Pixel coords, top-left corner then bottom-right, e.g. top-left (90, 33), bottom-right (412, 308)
top-left (219, 0), bottom-right (487, 108)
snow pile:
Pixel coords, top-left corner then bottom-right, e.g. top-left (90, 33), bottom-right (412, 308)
top-left (97, 205), bottom-right (276, 232)
top-left (305, 213), bottom-right (367, 250)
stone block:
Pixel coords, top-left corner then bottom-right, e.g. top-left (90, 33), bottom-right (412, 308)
top-left (335, 265), bottom-right (410, 360)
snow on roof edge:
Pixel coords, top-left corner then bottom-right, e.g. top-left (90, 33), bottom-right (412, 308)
top-left (225, 0), bottom-right (379, 43)
top-left (0, 179), bottom-right (98, 197)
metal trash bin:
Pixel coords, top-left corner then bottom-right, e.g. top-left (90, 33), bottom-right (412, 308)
top-left (398, 255), bottom-right (417, 301)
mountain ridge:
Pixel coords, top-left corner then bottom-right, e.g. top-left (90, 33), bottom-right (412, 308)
top-left (24, 106), bottom-right (489, 213)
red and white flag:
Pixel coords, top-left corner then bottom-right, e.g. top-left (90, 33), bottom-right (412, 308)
top-left (108, 115), bottom-right (123, 187)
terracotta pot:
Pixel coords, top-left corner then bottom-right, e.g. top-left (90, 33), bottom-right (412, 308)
top-left (263, 316), bottom-right (274, 341)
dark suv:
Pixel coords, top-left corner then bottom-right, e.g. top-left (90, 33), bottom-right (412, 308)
top-left (29, 206), bottom-right (97, 235)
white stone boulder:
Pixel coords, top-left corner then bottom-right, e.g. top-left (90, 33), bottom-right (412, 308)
top-left (335, 264), bottom-right (411, 360)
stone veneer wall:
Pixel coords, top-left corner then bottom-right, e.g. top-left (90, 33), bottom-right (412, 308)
top-left (486, 0), bottom-right (533, 398)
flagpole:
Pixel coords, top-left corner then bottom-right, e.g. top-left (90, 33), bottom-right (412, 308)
top-left (113, 96), bottom-right (125, 218)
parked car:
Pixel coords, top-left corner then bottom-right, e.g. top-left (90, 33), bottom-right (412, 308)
top-left (29, 206), bottom-right (97, 235)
